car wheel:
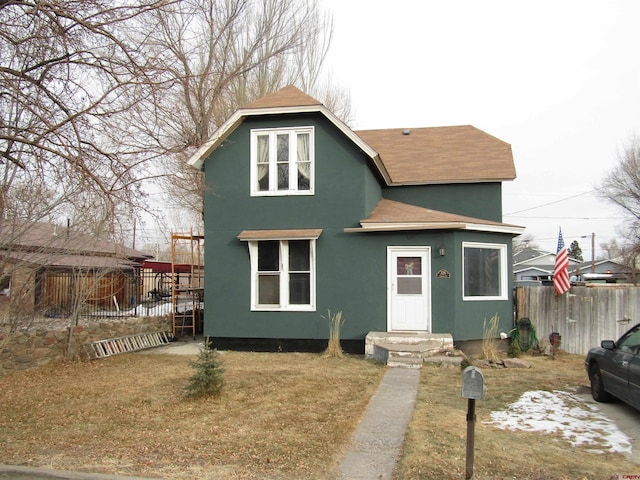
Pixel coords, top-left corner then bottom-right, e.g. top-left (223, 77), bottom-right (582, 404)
top-left (590, 364), bottom-right (613, 402)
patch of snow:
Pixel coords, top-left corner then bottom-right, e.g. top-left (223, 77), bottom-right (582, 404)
top-left (486, 390), bottom-right (632, 454)
top-left (86, 301), bottom-right (204, 318)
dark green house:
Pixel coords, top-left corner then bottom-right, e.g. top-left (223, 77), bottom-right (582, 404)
top-left (187, 86), bottom-right (524, 353)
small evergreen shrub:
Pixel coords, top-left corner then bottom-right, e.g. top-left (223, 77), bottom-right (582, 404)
top-left (460, 357), bottom-right (473, 371)
top-left (184, 341), bottom-right (225, 399)
top-left (508, 337), bottom-right (522, 358)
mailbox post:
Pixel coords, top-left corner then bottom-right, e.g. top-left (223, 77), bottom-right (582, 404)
top-left (462, 366), bottom-right (484, 480)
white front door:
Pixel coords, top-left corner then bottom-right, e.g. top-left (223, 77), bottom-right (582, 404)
top-left (387, 247), bottom-right (431, 332)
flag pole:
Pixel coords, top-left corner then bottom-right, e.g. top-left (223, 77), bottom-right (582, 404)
top-left (552, 227), bottom-right (570, 356)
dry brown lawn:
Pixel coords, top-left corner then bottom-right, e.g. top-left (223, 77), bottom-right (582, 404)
top-left (0, 351), bottom-right (384, 479)
top-left (395, 353), bottom-right (639, 480)
top-left (1, 349), bottom-right (638, 480)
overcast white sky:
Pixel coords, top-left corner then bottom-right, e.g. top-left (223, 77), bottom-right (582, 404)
top-left (321, 0), bottom-right (640, 259)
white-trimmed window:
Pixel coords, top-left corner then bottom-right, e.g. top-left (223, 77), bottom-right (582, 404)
top-left (239, 229), bottom-right (320, 311)
top-left (462, 242), bottom-right (508, 300)
top-left (250, 127), bottom-right (314, 195)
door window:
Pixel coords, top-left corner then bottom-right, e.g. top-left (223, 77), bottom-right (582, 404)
top-left (397, 256), bottom-right (422, 294)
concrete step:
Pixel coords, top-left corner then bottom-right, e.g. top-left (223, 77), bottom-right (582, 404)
top-left (372, 343), bottom-right (463, 368)
top-left (366, 332), bottom-right (459, 368)
top-left (365, 331), bottom-right (453, 357)
top-left (387, 356), bottom-right (424, 369)
top-left (386, 346), bottom-right (425, 369)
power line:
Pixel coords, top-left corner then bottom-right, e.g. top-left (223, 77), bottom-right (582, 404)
top-left (508, 215), bottom-right (623, 220)
top-left (504, 190), bottom-right (596, 216)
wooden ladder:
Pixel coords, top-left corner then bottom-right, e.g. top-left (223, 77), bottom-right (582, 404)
top-left (91, 331), bottom-right (171, 358)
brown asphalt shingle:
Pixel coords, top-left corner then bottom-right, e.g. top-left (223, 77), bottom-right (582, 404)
top-left (355, 126), bottom-right (516, 185)
top-left (361, 199), bottom-right (509, 227)
top-left (0, 221), bottom-right (150, 259)
top-left (237, 228), bottom-right (323, 240)
top-left (0, 220), bottom-right (151, 268)
top-left (243, 85), bottom-right (322, 109)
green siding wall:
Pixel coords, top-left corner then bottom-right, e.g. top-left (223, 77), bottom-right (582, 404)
top-left (202, 113), bottom-right (385, 341)
top-left (201, 112), bottom-right (514, 344)
top-left (202, 227), bottom-right (513, 342)
top-left (450, 231), bottom-right (515, 341)
top-left (384, 183), bottom-right (504, 222)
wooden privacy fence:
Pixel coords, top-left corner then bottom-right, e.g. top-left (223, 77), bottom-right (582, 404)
top-left (514, 286), bottom-right (640, 355)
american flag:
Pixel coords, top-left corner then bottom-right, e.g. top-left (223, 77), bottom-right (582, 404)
top-left (553, 228), bottom-right (570, 295)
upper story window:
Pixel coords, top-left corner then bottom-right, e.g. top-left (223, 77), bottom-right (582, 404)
top-left (250, 127), bottom-right (314, 196)
top-left (462, 242), bottom-right (508, 301)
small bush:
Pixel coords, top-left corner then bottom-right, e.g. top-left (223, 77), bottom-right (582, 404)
top-left (460, 357), bottom-right (473, 371)
top-left (184, 341), bottom-right (224, 399)
top-left (508, 337), bottom-right (522, 358)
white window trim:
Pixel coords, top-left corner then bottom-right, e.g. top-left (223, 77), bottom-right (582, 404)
top-left (462, 242), bottom-right (508, 301)
top-left (248, 239), bottom-right (316, 311)
top-left (250, 126), bottom-right (315, 196)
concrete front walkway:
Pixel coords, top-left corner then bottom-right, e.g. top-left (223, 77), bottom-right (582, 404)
top-left (337, 368), bottom-right (421, 480)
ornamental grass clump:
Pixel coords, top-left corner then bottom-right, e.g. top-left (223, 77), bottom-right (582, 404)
top-left (322, 309), bottom-right (345, 358)
top-left (481, 313), bottom-right (502, 363)
top-left (184, 340), bottom-right (224, 399)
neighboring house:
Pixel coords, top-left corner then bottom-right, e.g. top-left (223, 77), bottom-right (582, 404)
top-left (513, 246), bottom-right (581, 283)
top-left (513, 245), bottom-right (633, 284)
top-left (187, 86), bottom-right (524, 352)
top-left (572, 258), bottom-right (633, 277)
top-left (0, 220), bottom-right (151, 317)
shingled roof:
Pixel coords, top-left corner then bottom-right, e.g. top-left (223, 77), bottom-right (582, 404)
top-left (355, 126), bottom-right (515, 184)
top-left (345, 199), bottom-right (522, 234)
top-left (242, 85), bottom-right (322, 109)
top-left (0, 220), bottom-right (151, 269)
top-left (188, 85), bottom-right (517, 186)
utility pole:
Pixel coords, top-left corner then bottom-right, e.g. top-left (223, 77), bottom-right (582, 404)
top-left (591, 232), bottom-right (595, 272)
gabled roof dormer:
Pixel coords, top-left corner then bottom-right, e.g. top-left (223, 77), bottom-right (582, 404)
top-left (187, 86), bottom-right (390, 183)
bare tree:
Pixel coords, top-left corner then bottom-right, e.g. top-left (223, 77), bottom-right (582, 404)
top-left (1, 0), bottom-right (347, 245)
top-left (0, 0), bottom-right (172, 240)
top-left (512, 233), bottom-right (538, 256)
top-left (598, 238), bottom-right (623, 261)
top-left (599, 136), bottom-right (640, 247)
top-left (598, 238), bottom-right (640, 284)
top-left (598, 137), bottom-right (640, 280)
top-left (122, 0), bottom-right (347, 227)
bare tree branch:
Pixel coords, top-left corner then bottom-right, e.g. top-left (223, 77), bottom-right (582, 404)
top-left (0, 0), bottom-right (174, 239)
top-left (121, 0), bottom-right (346, 228)
top-left (597, 134), bottom-right (640, 271)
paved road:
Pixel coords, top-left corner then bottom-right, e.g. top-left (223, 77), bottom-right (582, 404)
top-left (0, 465), bottom-right (160, 480)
